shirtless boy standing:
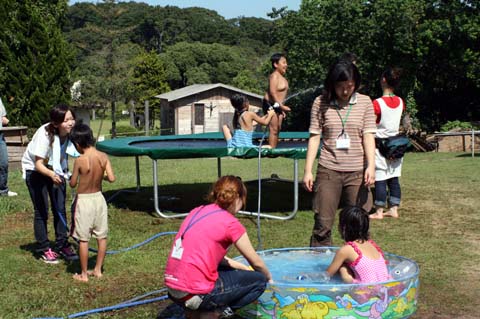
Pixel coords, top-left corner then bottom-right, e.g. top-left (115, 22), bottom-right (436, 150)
top-left (263, 53), bottom-right (290, 148)
top-left (69, 123), bottom-right (115, 282)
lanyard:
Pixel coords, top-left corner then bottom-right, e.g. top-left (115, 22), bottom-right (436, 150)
top-left (334, 101), bottom-right (353, 134)
top-left (181, 206), bottom-right (223, 239)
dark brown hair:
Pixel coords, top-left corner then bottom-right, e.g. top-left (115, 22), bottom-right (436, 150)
top-left (323, 60), bottom-right (361, 102)
top-left (45, 104), bottom-right (75, 146)
top-left (382, 67), bottom-right (403, 89)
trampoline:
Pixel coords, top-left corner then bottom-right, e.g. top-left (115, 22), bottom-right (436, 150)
top-left (96, 132), bottom-right (311, 219)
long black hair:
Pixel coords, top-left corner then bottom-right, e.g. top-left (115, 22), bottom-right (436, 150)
top-left (230, 94), bottom-right (248, 129)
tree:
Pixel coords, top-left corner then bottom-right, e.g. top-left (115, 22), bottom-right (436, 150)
top-left (159, 42), bottom-right (256, 90)
top-left (0, 0), bottom-right (73, 128)
top-left (131, 51), bottom-right (170, 104)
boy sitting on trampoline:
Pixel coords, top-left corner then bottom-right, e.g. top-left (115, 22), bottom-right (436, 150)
top-left (69, 122), bottom-right (116, 282)
top-left (222, 94), bottom-right (275, 148)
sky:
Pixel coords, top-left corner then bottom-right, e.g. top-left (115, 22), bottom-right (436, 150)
top-left (69, 0), bottom-right (301, 19)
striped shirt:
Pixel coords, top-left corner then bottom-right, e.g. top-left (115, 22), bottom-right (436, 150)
top-left (309, 93), bottom-right (376, 171)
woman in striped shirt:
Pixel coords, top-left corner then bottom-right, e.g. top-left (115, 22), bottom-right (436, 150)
top-left (303, 59), bottom-right (376, 247)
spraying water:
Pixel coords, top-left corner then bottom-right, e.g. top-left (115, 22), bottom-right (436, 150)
top-left (284, 85), bottom-right (324, 103)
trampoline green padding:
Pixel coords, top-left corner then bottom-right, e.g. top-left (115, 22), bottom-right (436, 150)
top-left (97, 132), bottom-right (311, 219)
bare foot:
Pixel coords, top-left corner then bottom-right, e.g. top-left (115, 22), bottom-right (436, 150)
top-left (383, 208), bottom-right (399, 218)
top-left (87, 270), bottom-right (103, 278)
top-left (369, 208), bottom-right (384, 219)
top-left (73, 273), bottom-right (88, 282)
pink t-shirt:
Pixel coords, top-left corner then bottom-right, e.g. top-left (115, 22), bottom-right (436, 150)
top-left (164, 203), bottom-right (246, 294)
top-left (346, 240), bottom-right (391, 284)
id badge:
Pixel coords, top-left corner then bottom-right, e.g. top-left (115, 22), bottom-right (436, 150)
top-left (171, 237), bottom-right (184, 259)
top-left (336, 133), bottom-right (351, 149)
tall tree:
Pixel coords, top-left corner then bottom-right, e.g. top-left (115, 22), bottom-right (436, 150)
top-left (0, 0), bottom-right (73, 128)
top-left (131, 51), bottom-right (170, 105)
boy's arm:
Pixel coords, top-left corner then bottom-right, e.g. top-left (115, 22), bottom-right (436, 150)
top-left (104, 157), bottom-right (115, 183)
top-left (69, 158), bottom-right (80, 188)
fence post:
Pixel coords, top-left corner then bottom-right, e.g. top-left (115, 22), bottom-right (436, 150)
top-left (472, 129), bottom-right (475, 158)
top-left (145, 100), bottom-right (149, 136)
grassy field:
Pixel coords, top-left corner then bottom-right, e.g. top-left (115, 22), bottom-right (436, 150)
top-left (0, 147), bottom-right (479, 318)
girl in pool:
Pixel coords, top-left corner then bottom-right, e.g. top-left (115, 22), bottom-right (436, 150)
top-left (326, 206), bottom-right (390, 283)
top-left (222, 94), bottom-right (275, 148)
top-left (164, 175), bottom-right (272, 318)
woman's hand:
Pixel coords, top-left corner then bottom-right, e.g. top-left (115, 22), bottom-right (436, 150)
top-left (303, 171), bottom-right (314, 192)
top-left (51, 172), bottom-right (63, 185)
top-left (364, 165), bottom-right (375, 186)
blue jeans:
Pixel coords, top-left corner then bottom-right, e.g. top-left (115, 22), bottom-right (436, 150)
top-left (375, 177), bottom-right (401, 207)
top-left (199, 267), bottom-right (267, 311)
top-left (0, 133), bottom-right (9, 194)
top-left (25, 170), bottom-right (69, 252)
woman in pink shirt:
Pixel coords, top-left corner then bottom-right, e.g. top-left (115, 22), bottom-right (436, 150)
top-left (164, 176), bottom-right (272, 318)
top-left (326, 206), bottom-right (390, 283)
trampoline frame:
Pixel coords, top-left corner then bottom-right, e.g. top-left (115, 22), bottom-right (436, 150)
top-left (97, 132), bottom-right (310, 220)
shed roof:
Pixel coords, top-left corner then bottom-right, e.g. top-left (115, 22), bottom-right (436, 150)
top-left (155, 83), bottom-right (263, 102)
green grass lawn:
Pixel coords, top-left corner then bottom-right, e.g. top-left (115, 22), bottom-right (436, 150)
top-left (0, 150), bottom-right (479, 318)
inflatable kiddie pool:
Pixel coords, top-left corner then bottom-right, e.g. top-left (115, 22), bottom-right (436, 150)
top-left (235, 247), bottom-right (419, 319)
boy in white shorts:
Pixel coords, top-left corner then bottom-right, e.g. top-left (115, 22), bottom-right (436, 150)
top-left (69, 122), bottom-right (115, 282)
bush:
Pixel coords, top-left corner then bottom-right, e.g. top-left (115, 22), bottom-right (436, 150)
top-left (440, 120), bottom-right (473, 132)
top-left (113, 125), bottom-right (141, 136)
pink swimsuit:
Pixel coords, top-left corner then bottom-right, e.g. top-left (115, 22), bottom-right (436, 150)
top-left (346, 240), bottom-right (391, 284)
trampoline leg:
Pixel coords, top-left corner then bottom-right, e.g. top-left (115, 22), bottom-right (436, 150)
top-left (106, 156), bottom-right (142, 202)
top-left (135, 156), bottom-right (141, 191)
top-left (152, 159), bottom-right (188, 218)
top-left (238, 159), bottom-right (299, 220)
top-left (217, 157), bottom-right (222, 178)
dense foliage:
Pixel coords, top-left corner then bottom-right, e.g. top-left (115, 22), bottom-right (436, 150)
top-left (0, 0), bottom-right (478, 131)
top-left (0, 0), bottom-right (73, 128)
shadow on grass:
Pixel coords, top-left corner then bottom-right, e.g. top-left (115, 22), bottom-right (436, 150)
top-left (455, 153), bottom-right (480, 158)
top-left (104, 179), bottom-right (314, 215)
top-left (20, 241), bottom-right (99, 274)
top-left (157, 301), bottom-right (246, 319)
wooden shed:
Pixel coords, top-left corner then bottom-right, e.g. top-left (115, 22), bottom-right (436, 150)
top-left (155, 83), bottom-right (263, 135)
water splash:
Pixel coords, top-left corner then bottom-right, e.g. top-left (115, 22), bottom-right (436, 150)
top-left (284, 85), bottom-right (324, 103)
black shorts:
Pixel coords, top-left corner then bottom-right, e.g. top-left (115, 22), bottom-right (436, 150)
top-left (262, 99), bottom-right (282, 115)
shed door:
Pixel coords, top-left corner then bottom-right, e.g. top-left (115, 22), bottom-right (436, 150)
top-left (193, 103), bottom-right (205, 133)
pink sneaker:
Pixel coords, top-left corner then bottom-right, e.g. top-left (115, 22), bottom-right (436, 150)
top-left (41, 248), bottom-right (59, 264)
